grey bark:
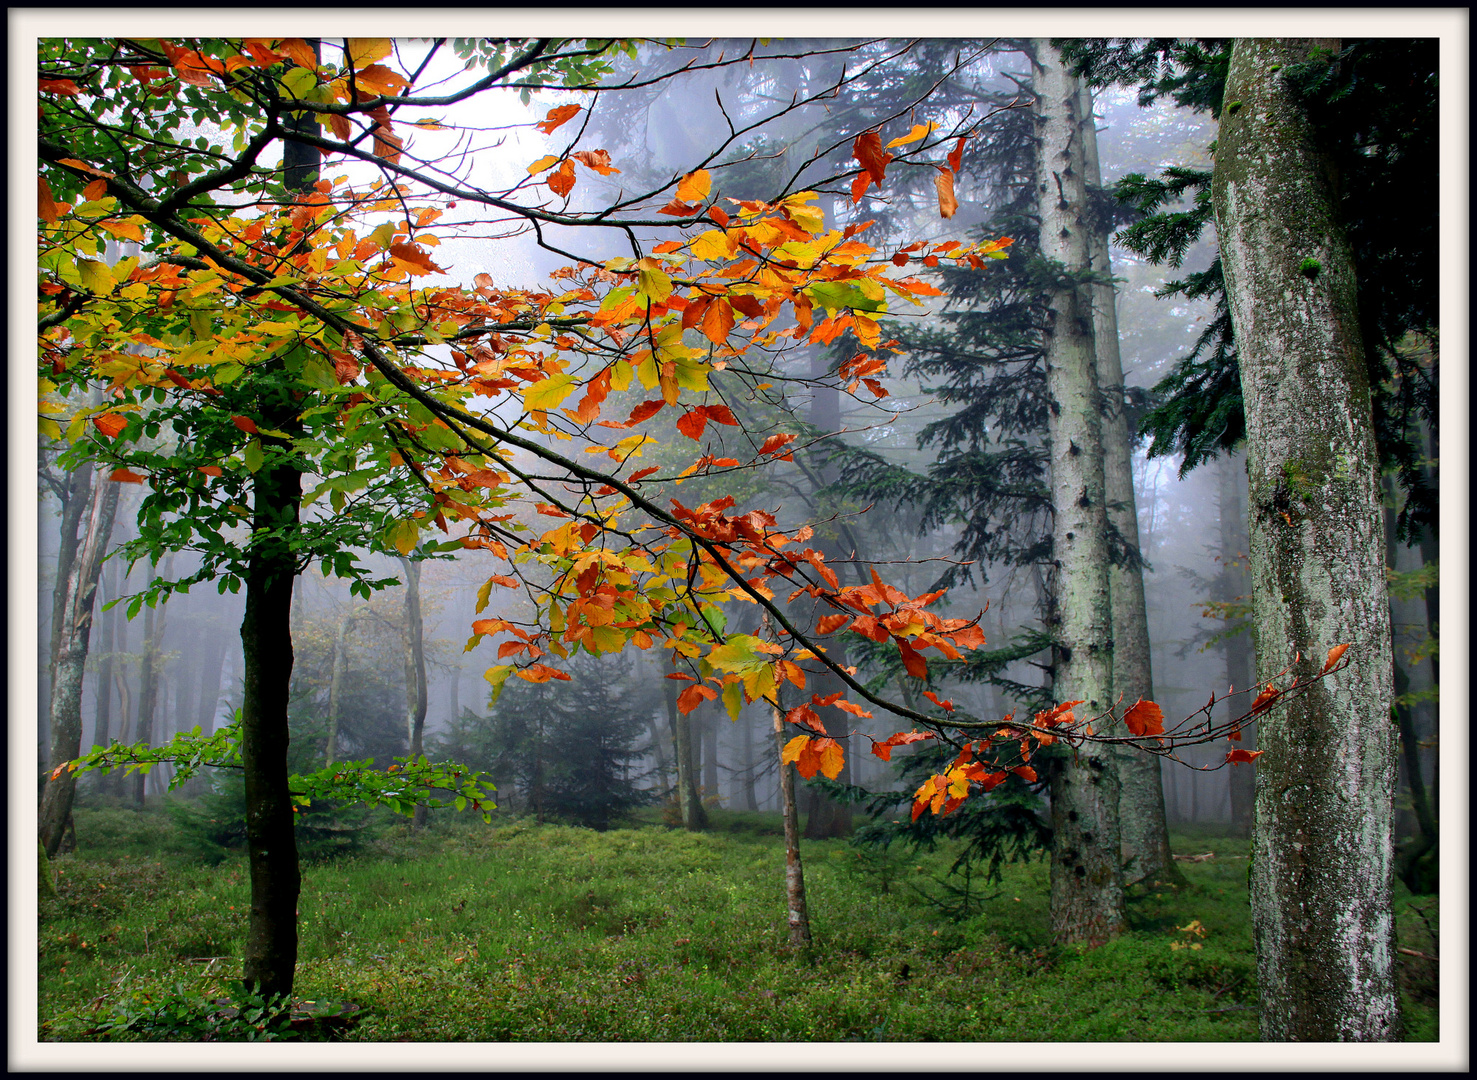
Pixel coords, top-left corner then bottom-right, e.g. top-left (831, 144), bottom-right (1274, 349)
top-left (1214, 38), bottom-right (1399, 1041)
top-left (1077, 83), bottom-right (1184, 889)
top-left (399, 557), bottom-right (430, 829)
top-left (325, 611), bottom-right (357, 767)
top-left (663, 677), bottom-right (707, 830)
top-left (1032, 40), bottom-right (1125, 946)
top-left (39, 464), bottom-right (120, 856)
top-left (770, 685), bottom-right (811, 948)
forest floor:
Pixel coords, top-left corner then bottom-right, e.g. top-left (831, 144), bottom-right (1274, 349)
top-left (36, 803), bottom-right (1440, 1044)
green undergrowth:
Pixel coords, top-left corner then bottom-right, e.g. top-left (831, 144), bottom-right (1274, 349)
top-left (38, 805), bottom-right (1439, 1042)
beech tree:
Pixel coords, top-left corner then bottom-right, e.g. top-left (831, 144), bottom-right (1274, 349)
top-left (1214, 37), bottom-right (1398, 1042)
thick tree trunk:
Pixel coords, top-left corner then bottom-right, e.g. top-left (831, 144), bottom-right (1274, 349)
top-left (1033, 41), bottom-right (1125, 947)
top-left (1077, 83), bottom-right (1184, 890)
top-left (39, 465), bottom-right (119, 856)
top-left (399, 557), bottom-right (430, 829)
top-left (1214, 38), bottom-right (1399, 1041)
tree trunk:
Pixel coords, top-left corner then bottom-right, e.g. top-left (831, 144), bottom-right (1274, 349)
top-left (1219, 450), bottom-right (1258, 839)
top-left (399, 557), bottom-right (430, 829)
top-left (238, 77), bottom-right (318, 999)
top-left (131, 582), bottom-right (161, 806)
top-left (701, 709), bottom-right (720, 808)
top-left (1033, 40), bottom-right (1125, 947)
top-left (770, 687), bottom-right (812, 947)
top-left (39, 464), bottom-right (119, 856)
top-left (740, 704), bottom-right (759, 812)
top-left (90, 559), bottom-right (116, 750)
top-left (663, 677), bottom-right (707, 830)
top-left (1214, 37), bottom-right (1399, 1041)
top-left (325, 611), bottom-right (354, 767)
top-left (195, 621), bottom-right (228, 734)
top-left (1077, 82), bottom-right (1184, 890)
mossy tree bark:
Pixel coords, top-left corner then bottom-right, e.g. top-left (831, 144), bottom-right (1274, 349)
top-left (39, 462), bottom-right (119, 856)
top-left (663, 677), bottom-right (707, 831)
top-left (1077, 83), bottom-right (1185, 890)
top-left (1032, 41), bottom-right (1125, 946)
top-left (1214, 38), bottom-right (1399, 1041)
top-left (399, 557), bottom-right (430, 830)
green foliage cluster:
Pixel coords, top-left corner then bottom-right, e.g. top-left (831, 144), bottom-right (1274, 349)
top-left (38, 810), bottom-right (1439, 1043)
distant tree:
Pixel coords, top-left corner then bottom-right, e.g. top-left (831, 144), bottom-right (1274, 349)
top-left (479, 654), bottom-right (658, 830)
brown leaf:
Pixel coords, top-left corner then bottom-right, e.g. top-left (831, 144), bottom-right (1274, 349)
top-left (852, 130), bottom-right (892, 185)
top-left (935, 168), bottom-right (958, 219)
top-left (1122, 698), bottom-right (1165, 739)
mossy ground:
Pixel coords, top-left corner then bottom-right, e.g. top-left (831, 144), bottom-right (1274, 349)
top-left (37, 805), bottom-right (1438, 1042)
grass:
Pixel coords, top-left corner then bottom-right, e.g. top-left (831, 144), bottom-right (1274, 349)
top-left (37, 804), bottom-right (1439, 1042)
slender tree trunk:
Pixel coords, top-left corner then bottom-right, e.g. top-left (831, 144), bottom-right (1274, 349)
top-left (663, 677), bottom-right (706, 830)
top-left (740, 705), bottom-right (759, 812)
top-left (238, 75), bottom-right (318, 999)
top-left (1219, 451), bottom-right (1258, 839)
top-left (1215, 38), bottom-right (1399, 1041)
top-left (770, 685), bottom-right (811, 947)
top-left (195, 622), bottom-right (227, 735)
top-left (132, 587), bottom-right (160, 806)
top-left (1077, 83), bottom-right (1184, 889)
top-left (399, 557), bottom-right (430, 829)
top-left (1033, 40), bottom-right (1125, 947)
top-left (39, 465), bottom-right (119, 856)
top-left (91, 562), bottom-right (116, 750)
top-left (701, 709), bottom-right (720, 808)
top-left (325, 612), bottom-right (354, 767)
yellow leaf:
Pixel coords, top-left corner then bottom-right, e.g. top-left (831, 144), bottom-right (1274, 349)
top-left (885, 121), bottom-right (938, 149)
top-left (346, 38), bottom-right (392, 71)
top-left (76, 259), bottom-right (116, 296)
top-left (675, 168), bottom-right (712, 203)
top-left (527, 154), bottom-right (561, 175)
top-left (781, 735), bottom-right (810, 766)
top-left (690, 229), bottom-right (734, 261)
top-left (522, 373), bottom-right (579, 413)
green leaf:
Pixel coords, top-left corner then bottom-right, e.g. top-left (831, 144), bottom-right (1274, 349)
top-left (242, 437), bottom-right (264, 474)
top-left (806, 280), bottom-right (885, 313)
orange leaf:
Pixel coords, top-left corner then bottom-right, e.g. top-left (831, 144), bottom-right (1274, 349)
top-left (278, 38), bottom-right (319, 71)
top-left (781, 734), bottom-right (810, 767)
top-left (547, 159), bottom-right (576, 197)
top-left (83, 178), bottom-right (109, 201)
top-left (536, 103), bottom-right (582, 134)
top-left (1012, 765), bottom-right (1037, 783)
top-left (1226, 749), bottom-right (1264, 765)
top-left (109, 468), bottom-right (145, 484)
top-left (935, 168), bottom-right (958, 219)
top-left (675, 168), bottom-right (712, 203)
top-left (39, 78), bottom-right (84, 95)
top-left (850, 171), bottom-right (873, 205)
top-left (700, 298), bottom-right (735, 345)
top-left (1250, 683), bottom-right (1282, 716)
top-left (676, 683), bottom-right (718, 715)
top-left (570, 149), bottom-right (619, 175)
top-left (813, 737), bottom-right (845, 780)
top-left (572, 366), bottom-right (612, 424)
top-left (1322, 643), bottom-right (1351, 673)
top-left (816, 614), bottom-right (850, 635)
top-left (231, 415), bottom-right (259, 434)
top-left (388, 242), bottom-right (444, 276)
top-left (516, 663), bottom-right (571, 684)
top-left (91, 414), bottom-right (128, 439)
top-left (38, 177), bottom-right (60, 224)
top-left (1122, 698), bottom-right (1165, 739)
top-left (486, 575), bottom-right (519, 588)
top-left (758, 433), bottom-right (796, 458)
top-left (197, 466), bottom-right (223, 477)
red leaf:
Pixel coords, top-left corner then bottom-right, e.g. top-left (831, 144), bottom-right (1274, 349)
top-left (547, 159), bottom-right (576, 197)
top-left (109, 468), bottom-right (145, 483)
top-left (1322, 643), bottom-right (1351, 673)
top-left (91, 414), bottom-right (128, 439)
top-left (852, 130), bottom-right (892, 185)
top-left (850, 170), bottom-right (873, 205)
top-left (676, 683), bottom-right (718, 715)
top-left (657, 198), bottom-right (703, 217)
top-left (536, 103), bottom-right (581, 134)
top-left (664, 672), bottom-right (695, 682)
top-left (1249, 684), bottom-right (1282, 716)
top-left (1226, 749), bottom-right (1264, 765)
top-left (676, 410), bottom-right (708, 441)
top-left (1012, 765), bottom-right (1037, 783)
top-left (896, 639), bottom-right (928, 680)
top-left (628, 466), bottom-right (661, 482)
top-left (700, 404), bottom-right (738, 426)
top-left (39, 78), bottom-right (84, 95)
top-left (1122, 698), bottom-right (1165, 739)
top-left (231, 415), bottom-right (258, 434)
top-left (922, 690), bottom-right (955, 712)
top-left (197, 466), bottom-right (223, 477)
top-left (572, 366), bottom-right (612, 424)
top-left (38, 177), bottom-right (60, 224)
top-left (816, 614), bottom-right (850, 635)
top-left (947, 135), bottom-right (966, 173)
top-left (758, 433), bottom-right (796, 459)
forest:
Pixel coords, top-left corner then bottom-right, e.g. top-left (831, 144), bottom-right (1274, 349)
top-left (26, 26), bottom-right (1452, 1064)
